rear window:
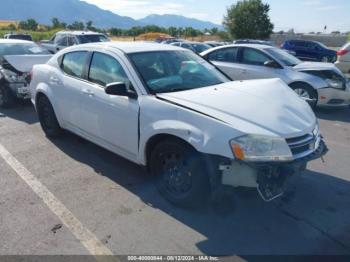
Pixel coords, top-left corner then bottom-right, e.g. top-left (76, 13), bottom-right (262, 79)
top-left (61, 51), bottom-right (88, 78)
top-left (77, 34), bottom-right (109, 44)
top-left (8, 35), bottom-right (33, 41)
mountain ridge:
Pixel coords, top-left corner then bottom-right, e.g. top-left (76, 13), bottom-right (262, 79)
top-left (0, 0), bottom-right (222, 30)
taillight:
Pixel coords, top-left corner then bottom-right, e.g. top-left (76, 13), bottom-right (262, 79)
top-left (28, 70), bottom-right (33, 83)
top-left (337, 49), bottom-right (349, 56)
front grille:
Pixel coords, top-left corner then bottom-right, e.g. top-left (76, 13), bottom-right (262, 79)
top-left (286, 134), bottom-right (316, 159)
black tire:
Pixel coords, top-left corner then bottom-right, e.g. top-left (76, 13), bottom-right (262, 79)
top-left (0, 84), bottom-right (15, 108)
top-left (37, 95), bottom-right (62, 137)
top-left (150, 138), bottom-right (210, 207)
top-left (290, 82), bottom-right (318, 109)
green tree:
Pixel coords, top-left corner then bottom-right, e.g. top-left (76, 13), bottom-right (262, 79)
top-left (52, 17), bottom-right (60, 29)
top-left (19, 18), bottom-right (38, 31)
top-left (223, 0), bottom-right (273, 39)
top-left (67, 21), bottom-right (84, 30)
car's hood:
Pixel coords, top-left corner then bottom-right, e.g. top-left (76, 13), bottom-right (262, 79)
top-left (293, 61), bottom-right (337, 71)
top-left (157, 79), bottom-right (316, 138)
top-left (3, 55), bottom-right (52, 73)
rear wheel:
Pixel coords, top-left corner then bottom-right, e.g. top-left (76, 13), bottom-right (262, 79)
top-left (0, 84), bottom-right (14, 108)
top-left (37, 95), bottom-right (62, 137)
top-left (290, 83), bottom-right (318, 109)
top-left (150, 139), bottom-right (210, 207)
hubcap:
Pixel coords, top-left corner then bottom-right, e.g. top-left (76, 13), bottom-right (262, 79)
top-left (160, 152), bottom-right (192, 197)
top-left (294, 88), bottom-right (310, 100)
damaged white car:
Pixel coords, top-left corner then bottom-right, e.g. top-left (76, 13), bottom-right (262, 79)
top-left (30, 42), bottom-right (327, 206)
top-left (0, 39), bottom-right (51, 107)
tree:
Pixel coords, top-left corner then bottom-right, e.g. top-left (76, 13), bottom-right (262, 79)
top-left (210, 27), bottom-right (219, 35)
top-left (19, 18), bottom-right (38, 31)
top-left (223, 0), bottom-right (273, 39)
top-left (52, 17), bottom-right (60, 29)
top-left (67, 21), bottom-right (84, 30)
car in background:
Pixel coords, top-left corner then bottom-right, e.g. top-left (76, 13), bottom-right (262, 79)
top-left (281, 40), bottom-right (337, 63)
top-left (335, 43), bottom-right (350, 75)
top-left (4, 33), bottom-right (33, 41)
top-left (233, 39), bottom-right (273, 46)
top-left (0, 39), bottom-right (51, 107)
top-left (170, 41), bottom-right (211, 54)
top-left (30, 42), bottom-right (326, 205)
top-left (204, 41), bottom-right (224, 48)
top-left (40, 31), bottom-right (109, 54)
top-left (160, 38), bottom-right (184, 44)
top-left (201, 44), bottom-right (350, 108)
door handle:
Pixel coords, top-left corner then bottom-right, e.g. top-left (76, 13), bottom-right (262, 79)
top-left (82, 89), bottom-right (94, 96)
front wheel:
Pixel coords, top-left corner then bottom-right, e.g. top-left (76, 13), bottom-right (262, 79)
top-left (290, 83), bottom-right (318, 109)
top-left (0, 84), bottom-right (14, 108)
top-left (150, 139), bottom-right (210, 207)
top-left (37, 95), bottom-right (62, 137)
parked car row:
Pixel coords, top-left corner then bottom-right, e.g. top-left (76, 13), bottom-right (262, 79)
top-left (1, 35), bottom-right (347, 208)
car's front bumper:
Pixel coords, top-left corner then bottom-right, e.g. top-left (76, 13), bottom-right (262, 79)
top-left (317, 86), bottom-right (350, 107)
top-left (219, 139), bottom-right (328, 201)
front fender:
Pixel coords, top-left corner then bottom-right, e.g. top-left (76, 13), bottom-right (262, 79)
top-left (138, 120), bottom-right (206, 165)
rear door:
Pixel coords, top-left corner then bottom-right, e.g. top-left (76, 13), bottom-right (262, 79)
top-left (78, 51), bottom-right (140, 160)
top-left (206, 47), bottom-right (241, 79)
top-left (53, 51), bottom-right (90, 128)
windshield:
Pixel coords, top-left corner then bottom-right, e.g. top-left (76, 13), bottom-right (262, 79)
top-left (265, 47), bottom-right (302, 66)
top-left (0, 43), bottom-right (50, 57)
top-left (129, 51), bottom-right (230, 94)
top-left (190, 43), bottom-right (211, 53)
top-left (77, 34), bottom-right (109, 44)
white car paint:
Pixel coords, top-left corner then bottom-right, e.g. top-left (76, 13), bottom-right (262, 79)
top-left (30, 42), bottom-right (324, 201)
top-left (335, 42), bottom-right (350, 75)
top-left (201, 44), bottom-right (350, 107)
top-left (4, 55), bottom-right (52, 72)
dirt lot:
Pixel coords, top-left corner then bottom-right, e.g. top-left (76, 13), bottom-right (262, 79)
top-left (0, 102), bottom-right (350, 258)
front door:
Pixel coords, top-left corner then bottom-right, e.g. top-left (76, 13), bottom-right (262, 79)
top-left (79, 52), bottom-right (140, 160)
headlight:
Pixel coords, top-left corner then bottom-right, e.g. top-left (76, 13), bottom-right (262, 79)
top-left (230, 135), bottom-right (293, 162)
top-left (0, 69), bottom-right (20, 82)
top-left (326, 79), bottom-right (343, 89)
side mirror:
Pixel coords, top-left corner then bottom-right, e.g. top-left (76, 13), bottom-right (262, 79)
top-left (105, 82), bottom-right (137, 99)
top-left (264, 60), bottom-right (281, 69)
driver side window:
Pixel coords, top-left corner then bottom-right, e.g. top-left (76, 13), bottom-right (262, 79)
top-left (88, 52), bottom-right (129, 87)
top-left (241, 48), bottom-right (270, 66)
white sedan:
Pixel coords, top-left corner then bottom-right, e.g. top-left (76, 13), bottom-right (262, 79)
top-left (30, 42), bottom-right (326, 206)
top-left (201, 44), bottom-right (350, 108)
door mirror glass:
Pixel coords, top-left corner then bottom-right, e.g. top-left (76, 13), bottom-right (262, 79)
top-left (264, 60), bottom-right (281, 69)
top-left (105, 82), bottom-right (137, 99)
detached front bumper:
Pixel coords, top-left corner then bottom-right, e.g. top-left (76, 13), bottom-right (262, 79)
top-left (219, 139), bottom-right (328, 201)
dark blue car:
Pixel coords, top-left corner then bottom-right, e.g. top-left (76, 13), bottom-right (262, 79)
top-left (281, 40), bottom-right (337, 63)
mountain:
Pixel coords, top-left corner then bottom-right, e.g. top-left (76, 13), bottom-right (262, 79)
top-left (0, 0), bottom-right (223, 30)
top-left (139, 14), bottom-right (223, 30)
top-left (0, 0), bottom-right (140, 29)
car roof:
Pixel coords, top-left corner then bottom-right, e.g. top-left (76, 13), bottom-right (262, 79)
top-left (77, 41), bottom-right (184, 53)
top-left (57, 31), bottom-right (105, 36)
top-left (200, 43), bottom-right (273, 55)
top-left (0, 39), bottom-right (34, 44)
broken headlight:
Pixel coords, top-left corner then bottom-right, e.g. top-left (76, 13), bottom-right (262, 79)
top-left (230, 135), bottom-right (293, 162)
top-left (0, 68), bottom-right (21, 82)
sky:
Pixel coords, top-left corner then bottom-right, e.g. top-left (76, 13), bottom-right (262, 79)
top-left (81, 0), bottom-right (350, 33)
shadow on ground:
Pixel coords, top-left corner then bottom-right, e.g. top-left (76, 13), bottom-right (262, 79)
top-left (0, 101), bottom-right (38, 125)
top-left (315, 107), bottom-right (350, 124)
top-left (48, 131), bottom-right (350, 256)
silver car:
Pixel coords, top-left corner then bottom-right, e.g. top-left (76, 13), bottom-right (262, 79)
top-left (201, 44), bottom-right (350, 108)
